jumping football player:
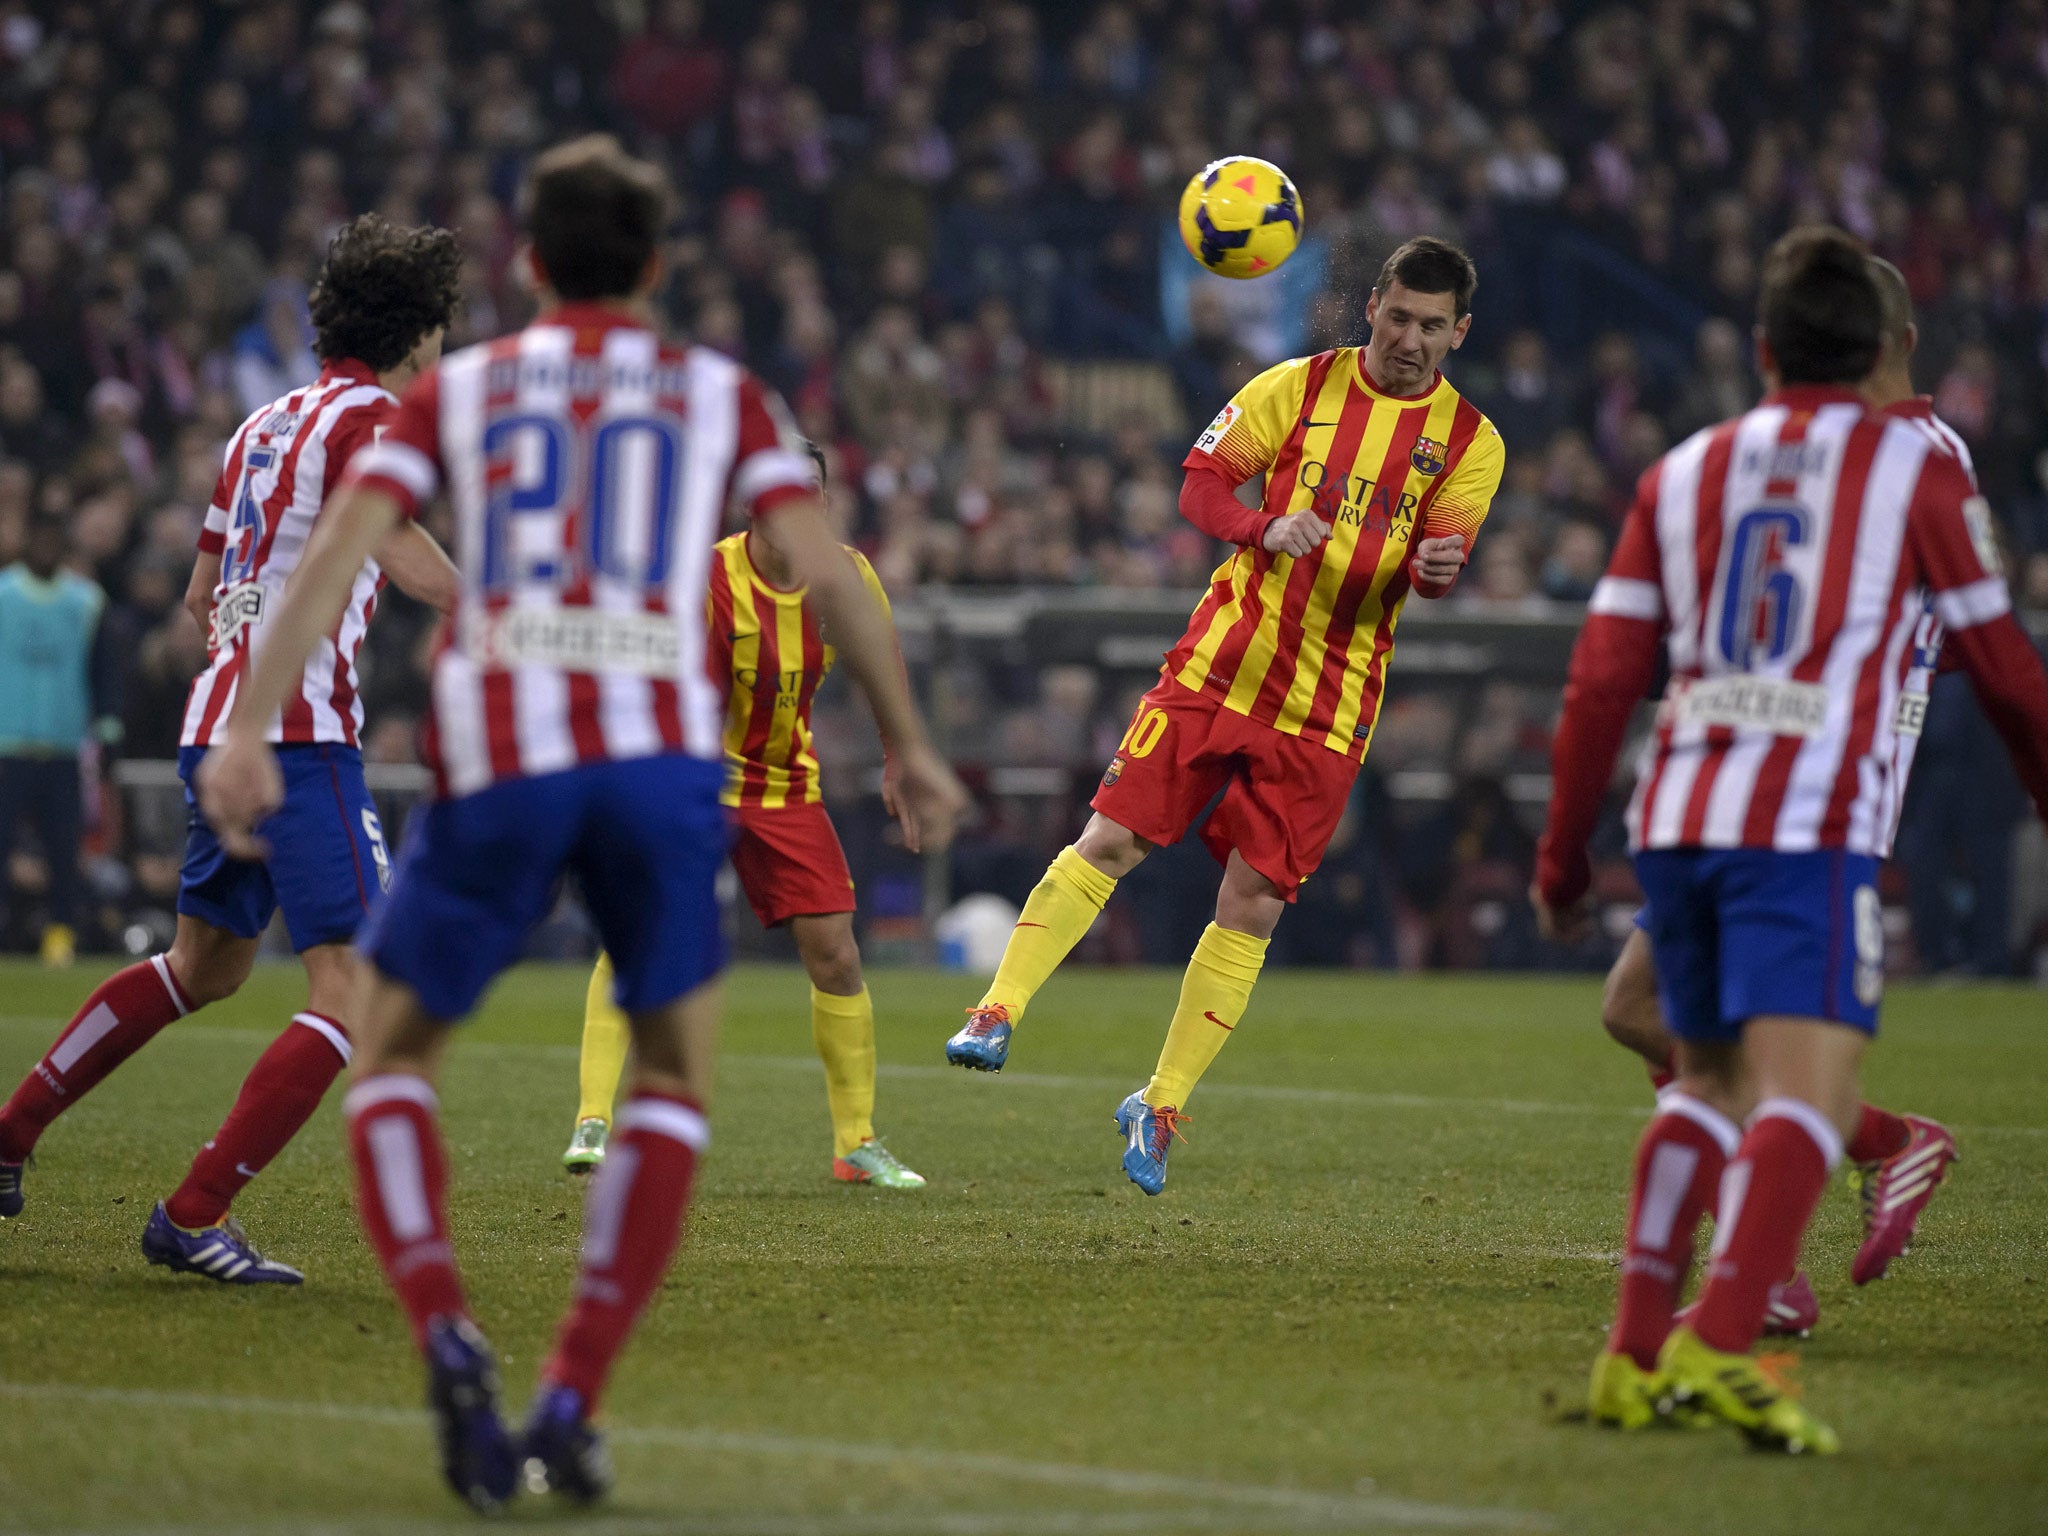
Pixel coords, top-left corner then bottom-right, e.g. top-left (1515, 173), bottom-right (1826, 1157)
top-left (198, 136), bottom-right (965, 1510)
top-left (946, 237), bottom-right (1504, 1195)
top-left (0, 215), bottom-right (463, 1282)
top-left (1595, 255), bottom-right (1966, 1345)
top-left (1537, 227), bottom-right (2048, 1451)
top-left (565, 444), bottom-right (929, 1190)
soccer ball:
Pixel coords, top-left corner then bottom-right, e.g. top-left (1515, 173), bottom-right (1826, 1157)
top-left (1177, 157), bottom-right (1303, 280)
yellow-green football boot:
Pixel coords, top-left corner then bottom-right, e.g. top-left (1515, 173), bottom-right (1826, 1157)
top-left (1588, 1351), bottom-right (1665, 1430)
top-left (561, 1117), bottom-right (608, 1175)
top-left (833, 1139), bottom-right (926, 1189)
top-left (1657, 1326), bottom-right (1839, 1454)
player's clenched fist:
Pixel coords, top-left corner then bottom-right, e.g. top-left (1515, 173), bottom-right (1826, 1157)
top-left (1262, 510), bottom-right (1331, 557)
top-left (196, 728), bottom-right (285, 861)
top-left (1410, 534), bottom-right (1466, 589)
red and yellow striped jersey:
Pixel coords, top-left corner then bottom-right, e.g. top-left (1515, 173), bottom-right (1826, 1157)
top-left (1171, 349), bottom-right (1504, 761)
top-left (706, 532), bottom-right (892, 810)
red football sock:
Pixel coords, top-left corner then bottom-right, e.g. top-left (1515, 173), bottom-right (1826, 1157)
top-left (1608, 1092), bottom-right (1738, 1369)
top-left (1691, 1098), bottom-right (1841, 1354)
top-left (345, 1074), bottom-right (467, 1351)
top-left (0, 955), bottom-right (190, 1163)
top-left (1845, 1103), bottom-right (1909, 1164)
top-left (543, 1090), bottom-right (708, 1409)
top-left (164, 1013), bottom-right (352, 1230)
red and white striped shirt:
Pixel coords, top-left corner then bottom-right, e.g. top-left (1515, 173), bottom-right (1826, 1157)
top-left (183, 361), bottom-right (393, 748)
top-left (1538, 384), bottom-right (2048, 905)
top-left (345, 305), bottom-right (815, 799)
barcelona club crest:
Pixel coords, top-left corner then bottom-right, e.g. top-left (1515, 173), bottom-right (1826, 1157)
top-left (1102, 754), bottom-right (1126, 788)
top-left (1411, 437), bottom-right (1447, 475)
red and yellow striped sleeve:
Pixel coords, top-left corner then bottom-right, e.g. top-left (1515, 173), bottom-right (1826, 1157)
top-left (1421, 411), bottom-right (1504, 550)
top-left (1183, 356), bottom-right (1314, 487)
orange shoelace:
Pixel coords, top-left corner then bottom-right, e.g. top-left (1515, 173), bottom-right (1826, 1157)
top-left (962, 1004), bottom-right (1010, 1036)
top-left (1754, 1352), bottom-right (1804, 1398)
top-left (1149, 1105), bottom-right (1192, 1158)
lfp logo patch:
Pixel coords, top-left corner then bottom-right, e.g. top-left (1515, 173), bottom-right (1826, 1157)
top-left (1410, 437), bottom-right (1447, 475)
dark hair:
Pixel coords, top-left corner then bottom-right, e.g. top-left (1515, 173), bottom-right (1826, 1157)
top-left (1758, 227), bottom-right (1882, 384)
top-left (1373, 236), bottom-right (1479, 319)
top-left (800, 437), bottom-right (828, 487)
top-left (525, 135), bottom-right (670, 302)
top-left (308, 214), bottom-right (462, 371)
top-left (1866, 254), bottom-right (1914, 350)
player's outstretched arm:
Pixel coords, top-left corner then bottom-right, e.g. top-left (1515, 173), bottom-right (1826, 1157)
top-left (758, 496), bottom-right (968, 850)
top-left (374, 520), bottom-right (459, 614)
top-left (197, 483), bottom-right (404, 857)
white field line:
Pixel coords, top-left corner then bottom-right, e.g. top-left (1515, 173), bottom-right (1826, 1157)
top-left (0, 1015), bottom-right (2043, 1138)
top-left (0, 1379), bottom-right (1544, 1534)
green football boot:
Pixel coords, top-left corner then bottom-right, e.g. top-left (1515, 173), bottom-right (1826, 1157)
top-left (833, 1139), bottom-right (927, 1189)
top-left (561, 1117), bottom-right (608, 1175)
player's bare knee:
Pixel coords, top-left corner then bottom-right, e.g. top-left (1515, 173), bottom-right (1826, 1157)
top-left (166, 921), bottom-right (257, 1006)
top-left (1074, 814), bottom-right (1150, 878)
top-left (1215, 855), bottom-right (1286, 939)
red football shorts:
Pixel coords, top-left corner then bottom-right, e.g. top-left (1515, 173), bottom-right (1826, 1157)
top-left (1091, 675), bottom-right (1359, 901)
top-left (728, 801), bottom-right (857, 927)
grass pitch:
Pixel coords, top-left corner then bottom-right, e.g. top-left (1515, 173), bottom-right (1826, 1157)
top-left (0, 959), bottom-right (2043, 1535)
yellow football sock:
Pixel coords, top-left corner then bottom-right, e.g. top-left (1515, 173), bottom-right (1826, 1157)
top-left (811, 986), bottom-right (877, 1158)
top-left (1145, 923), bottom-right (1269, 1108)
top-left (577, 952), bottom-right (632, 1126)
top-left (977, 846), bottom-right (1119, 1021)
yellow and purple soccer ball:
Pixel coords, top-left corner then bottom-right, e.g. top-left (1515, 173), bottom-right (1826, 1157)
top-left (1177, 157), bottom-right (1303, 280)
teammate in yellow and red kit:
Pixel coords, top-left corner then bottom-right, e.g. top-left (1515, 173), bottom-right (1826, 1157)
top-left (566, 457), bottom-right (928, 1189)
top-left (946, 238), bottom-right (1505, 1195)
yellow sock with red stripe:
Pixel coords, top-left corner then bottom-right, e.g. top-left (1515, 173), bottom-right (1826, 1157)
top-left (577, 953), bottom-right (631, 1127)
top-left (1145, 923), bottom-right (1268, 1108)
top-left (977, 846), bottom-right (1118, 1022)
top-left (811, 986), bottom-right (877, 1157)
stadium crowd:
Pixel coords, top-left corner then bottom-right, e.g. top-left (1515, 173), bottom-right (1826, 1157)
top-left (3, 0), bottom-right (2047, 970)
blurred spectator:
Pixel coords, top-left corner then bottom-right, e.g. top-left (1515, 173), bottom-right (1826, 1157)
top-left (0, 517), bottom-right (108, 966)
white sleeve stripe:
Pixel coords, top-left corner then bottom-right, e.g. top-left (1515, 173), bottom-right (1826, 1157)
top-left (1588, 575), bottom-right (1664, 620)
top-left (732, 447), bottom-right (815, 505)
top-left (203, 503), bottom-right (229, 532)
top-left (352, 440), bottom-right (439, 501)
top-left (1931, 575), bottom-right (2010, 630)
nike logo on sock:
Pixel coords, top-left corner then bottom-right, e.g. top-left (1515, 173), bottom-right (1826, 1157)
top-left (235, 1163), bottom-right (260, 1179)
top-left (1203, 1011), bottom-right (1234, 1030)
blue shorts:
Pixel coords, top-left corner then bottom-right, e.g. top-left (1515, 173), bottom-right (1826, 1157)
top-left (1633, 848), bottom-right (1885, 1042)
top-left (178, 744), bottom-right (392, 952)
top-left (358, 753), bottom-right (728, 1021)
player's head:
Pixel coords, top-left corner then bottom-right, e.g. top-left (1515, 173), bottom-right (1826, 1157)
top-left (308, 214), bottom-right (462, 383)
top-left (523, 135), bottom-right (671, 303)
top-left (1860, 255), bottom-right (1918, 408)
top-left (21, 512), bottom-right (65, 580)
top-left (1755, 226), bottom-right (1882, 387)
top-left (1363, 237), bottom-right (1476, 395)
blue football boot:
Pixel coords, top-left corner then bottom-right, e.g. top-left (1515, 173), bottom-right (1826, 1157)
top-left (140, 1202), bottom-right (303, 1284)
top-left (1115, 1091), bottom-right (1190, 1196)
top-left (0, 1160), bottom-right (23, 1219)
top-left (944, 1004), bottom-right (1012, 1072)
top-left (521, 1382), bottom-right (612, 1505)
top-left (425, 1315), bottom-right (521, 1512)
